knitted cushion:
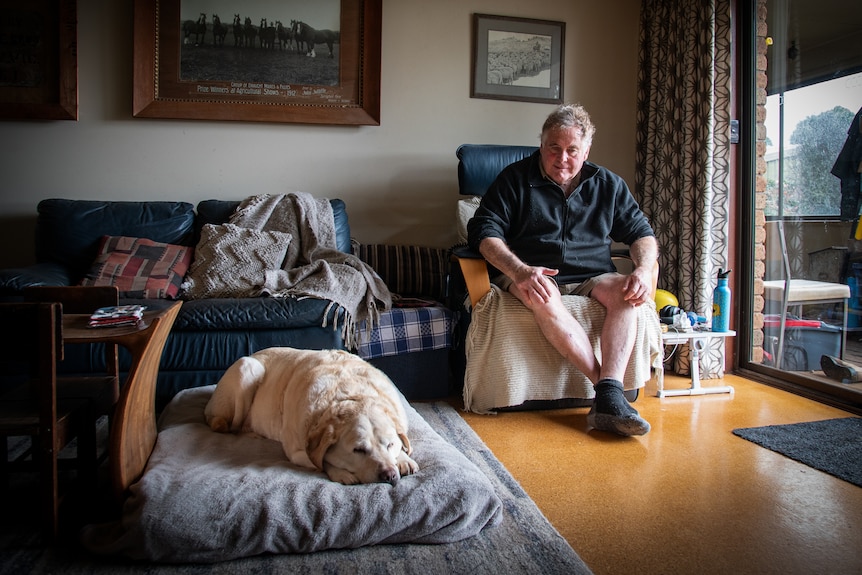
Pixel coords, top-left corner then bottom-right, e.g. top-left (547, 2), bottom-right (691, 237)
top-left (81, 236), bottom-right (192, 299)
top-left (181, 224), bottom-right (291, 300)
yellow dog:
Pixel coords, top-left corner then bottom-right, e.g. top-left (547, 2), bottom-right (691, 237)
top-left (205, 347), bottom-right (418, 485)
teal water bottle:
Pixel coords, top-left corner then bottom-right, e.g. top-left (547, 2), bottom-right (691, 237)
top-left (712, 269), bottom-right (731, 332)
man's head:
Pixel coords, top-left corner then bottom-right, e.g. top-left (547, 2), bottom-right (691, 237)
top-left (539, 104), bottom-right (595, 187)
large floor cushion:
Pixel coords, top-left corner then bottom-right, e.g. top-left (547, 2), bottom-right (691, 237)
top-left (81, 385), bottom-right (502, 563)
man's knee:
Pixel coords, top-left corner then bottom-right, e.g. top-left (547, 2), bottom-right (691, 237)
top-left (591, 275), bottom-right (637, 311)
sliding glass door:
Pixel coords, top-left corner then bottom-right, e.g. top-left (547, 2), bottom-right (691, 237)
top-left (742, 0), bottom-right (862, 410)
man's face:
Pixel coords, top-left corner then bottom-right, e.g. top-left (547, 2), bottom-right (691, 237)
top-left (539, 127), bottom-right (591, 186)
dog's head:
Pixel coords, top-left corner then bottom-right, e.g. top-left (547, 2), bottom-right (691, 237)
top-left (306, 400), bottom-right (412, 485)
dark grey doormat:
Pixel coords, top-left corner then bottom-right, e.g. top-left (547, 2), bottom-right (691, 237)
top-left (732, 417), bottom-right (862, 487)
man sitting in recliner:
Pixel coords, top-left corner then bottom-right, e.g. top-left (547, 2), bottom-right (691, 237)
top-left (467, 103), bottom-right (658, 437)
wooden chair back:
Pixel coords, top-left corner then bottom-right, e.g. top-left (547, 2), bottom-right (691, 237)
top-left (0, 302), bottom-right (83, 540)
top-left (23, 286), bottom-right (120, 375)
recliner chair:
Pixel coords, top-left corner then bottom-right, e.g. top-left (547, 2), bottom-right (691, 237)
top-left (450, 144), bottom-right (663, 413)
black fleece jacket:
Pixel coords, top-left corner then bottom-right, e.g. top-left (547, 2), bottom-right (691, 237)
top-left (467, 151), bottom-right (654, 284)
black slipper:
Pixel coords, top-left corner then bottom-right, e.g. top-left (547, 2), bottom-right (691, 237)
top-left (820, 355), bottom-right (862, 383)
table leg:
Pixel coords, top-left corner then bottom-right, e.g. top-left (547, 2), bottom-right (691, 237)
top-left (658, 336), bottom-right (734, 397)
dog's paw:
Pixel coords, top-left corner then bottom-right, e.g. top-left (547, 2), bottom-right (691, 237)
top-left (325, 466), bottom-right (361, 485)
top-left (397, 453), bottom-right (419, 477)
top-left (209, 416), bottom-right (230, 433)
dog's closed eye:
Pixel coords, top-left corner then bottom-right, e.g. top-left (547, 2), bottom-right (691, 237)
top-left (353, 447), bottom-right (369, 454)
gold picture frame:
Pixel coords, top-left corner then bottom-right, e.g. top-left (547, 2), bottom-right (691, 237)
top-left (133, 0), bottom-right (382, 125)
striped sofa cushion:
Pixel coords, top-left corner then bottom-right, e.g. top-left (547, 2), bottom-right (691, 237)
top-left (357, 244), bottom-right (449, 302)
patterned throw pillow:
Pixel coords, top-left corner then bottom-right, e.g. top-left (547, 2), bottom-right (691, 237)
top-left (181, 223), bottom-right (291, 300)
top-left (81, 236), bottom-right (193, 299)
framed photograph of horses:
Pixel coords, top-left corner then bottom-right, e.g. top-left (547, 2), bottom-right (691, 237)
top-left (0, 0), bottom-right (78, 120)
top-left (133, 0), bottom-right (381, 125)
top-left (471, 13), bottom-right (564, 105)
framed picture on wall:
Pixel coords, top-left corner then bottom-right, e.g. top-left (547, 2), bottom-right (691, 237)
top-left (0, 0), bottom-right (78, 120)
top-left (471, 13), bottom-right (564, 105)
top-left (133, 0), bottom-right (381, 125)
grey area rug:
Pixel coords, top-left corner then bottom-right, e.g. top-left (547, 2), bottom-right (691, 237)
top-left (0, 402), bottom-right (592, 575)
top-left (732, 417), bottom-right (862, 487)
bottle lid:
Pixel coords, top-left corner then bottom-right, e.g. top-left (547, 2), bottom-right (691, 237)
top-left (717, 268), bottom-right (731, 279)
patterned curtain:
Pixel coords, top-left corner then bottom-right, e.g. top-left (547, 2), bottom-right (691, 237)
top-left (635, 0), bottom-right (732, 378)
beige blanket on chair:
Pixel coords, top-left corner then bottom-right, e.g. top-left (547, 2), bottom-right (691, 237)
top-left (464, 285), bottom-right (663, 414)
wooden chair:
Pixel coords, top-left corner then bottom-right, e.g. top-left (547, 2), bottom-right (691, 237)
top-left (23, 286), bottom-right (121, 478)
top-left (0, 302), bottom-right (90, 540)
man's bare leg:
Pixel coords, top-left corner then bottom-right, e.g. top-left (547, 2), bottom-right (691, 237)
top-left (508, 278), bottom-right (649, 436)
top-left (587, 276), bottom-right (650, 436)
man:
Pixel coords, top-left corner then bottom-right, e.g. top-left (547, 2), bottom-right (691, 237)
top-left (467, 104), bottom-right (658, 436)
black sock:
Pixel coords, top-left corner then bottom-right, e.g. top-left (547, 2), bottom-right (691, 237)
top-left (587, 379), bottom-right (650, 436)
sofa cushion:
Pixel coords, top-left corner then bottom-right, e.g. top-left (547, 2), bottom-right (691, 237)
top-left (456, 195), bottom-right (482, 245)
top-left (195, 198), bottom-right (352, 254)
top-left (358, 244), bottom-right (449, 301)
top-left (80, 235), bottom-right (192, 299)
top-left (182, 223), bottom-right (291, 300)
top-left (357, 306), bottom-right (455, 360)
top-left (35, 199), bottom-right (196, 283)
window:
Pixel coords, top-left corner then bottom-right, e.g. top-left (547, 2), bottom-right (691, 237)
top-left (764, 73), bottom-right (862, 218)
top-left (742, 0), bottom-right (862, 411)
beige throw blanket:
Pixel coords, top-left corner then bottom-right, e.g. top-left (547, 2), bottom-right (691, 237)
top-left (230, 193), bottom-right (391, 349)
top-left (464, 285), bottom-right (663, 414)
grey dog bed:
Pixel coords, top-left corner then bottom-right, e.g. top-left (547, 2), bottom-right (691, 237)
top-left (81, 385), bottom-right (502, 563)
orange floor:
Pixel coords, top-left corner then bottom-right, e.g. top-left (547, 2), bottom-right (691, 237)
top-left (453, 373), bottom-right (862, 575)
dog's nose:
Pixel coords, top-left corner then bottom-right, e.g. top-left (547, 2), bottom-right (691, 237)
top-left (379, 468), bottom-right (399, 485)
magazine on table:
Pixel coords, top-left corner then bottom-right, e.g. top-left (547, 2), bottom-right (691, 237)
top-left (88, 305), bottom-right (146, 328)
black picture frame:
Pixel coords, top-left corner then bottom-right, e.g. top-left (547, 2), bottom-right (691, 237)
top-left (133, 0), bottom-right (381, 125)
top-left (471, 13), bottom-right (564, 105)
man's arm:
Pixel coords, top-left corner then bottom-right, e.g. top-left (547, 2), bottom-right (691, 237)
top-left (629, 236), bottom-right (658, 273)
top-left (623, 236), bottom-right (659, 305)
top-left (479, 237), bottom-right (559, 304)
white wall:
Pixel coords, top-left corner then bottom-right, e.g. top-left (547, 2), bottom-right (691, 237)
top-left (0, 0), bottom-right (640, 267)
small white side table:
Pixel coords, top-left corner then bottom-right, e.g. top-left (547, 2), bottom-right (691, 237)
top-left (658, 329), bottom-right (736, 398)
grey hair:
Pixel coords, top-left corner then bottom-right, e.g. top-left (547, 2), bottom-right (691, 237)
top-left (541, 104), bottom-right (596, 146)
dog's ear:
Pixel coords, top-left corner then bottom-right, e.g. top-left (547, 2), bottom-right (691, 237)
top-left (306, 418), bottom-right (338, 470)
top-left (398, 432), bottom-right (412, 455)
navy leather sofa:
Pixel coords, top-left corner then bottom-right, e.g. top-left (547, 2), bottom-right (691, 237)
top-left (0, 198), bottom-right (351, 407)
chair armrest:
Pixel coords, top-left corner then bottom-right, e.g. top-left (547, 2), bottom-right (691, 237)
top-left (454, 252), bottom-right (659, 309)
top-left (453, 255), bottom-right (491, 309)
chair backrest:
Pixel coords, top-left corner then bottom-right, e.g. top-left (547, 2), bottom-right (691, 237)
top-left (23, 285), bottom-right (119, 314)
top-left (23, 285), bottom-right (120, 374)
top-left (456, 144), bottom-right (537, 197)
top-left (0, 302), bottom-right (63, 418)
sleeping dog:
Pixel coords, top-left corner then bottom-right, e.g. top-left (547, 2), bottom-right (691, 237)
top-left (204, 347), bottom-right (419, 485)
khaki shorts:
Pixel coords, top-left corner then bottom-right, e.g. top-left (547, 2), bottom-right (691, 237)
top-left (492, 272), bottom-right (619, 297)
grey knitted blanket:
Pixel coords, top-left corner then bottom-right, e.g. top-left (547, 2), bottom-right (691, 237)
top-left (230, 193), bottom-right (391, 348)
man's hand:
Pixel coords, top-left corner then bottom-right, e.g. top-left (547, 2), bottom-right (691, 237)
top-left (480, 237), bottom-right (561, 304)
top-left (621, 266), bottom-right (652, 306)
top-left (512, 266), bottom-right (559, 304)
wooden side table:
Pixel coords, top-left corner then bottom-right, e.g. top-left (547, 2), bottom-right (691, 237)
top-left (658, 328), bottom-right (735, 398)
top-left (63, 302), bottom-right (182, 504)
